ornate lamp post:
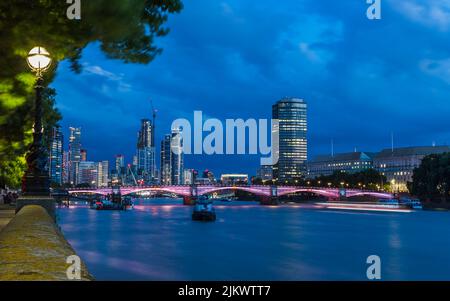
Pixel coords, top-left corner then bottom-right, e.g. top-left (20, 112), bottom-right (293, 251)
top-left (21, 47), bottom-right (52, 196)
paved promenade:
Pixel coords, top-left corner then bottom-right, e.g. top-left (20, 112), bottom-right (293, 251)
top-left (0, 205), bottom-right (93, 280)
top-left (0, 204), bottom-right (15, 232)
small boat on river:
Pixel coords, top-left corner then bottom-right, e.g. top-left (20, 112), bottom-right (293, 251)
top-left (192, 196), bottom-right (216, 221)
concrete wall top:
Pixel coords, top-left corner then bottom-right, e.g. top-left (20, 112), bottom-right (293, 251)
top-left (0, 205), bottom-right (93, 281)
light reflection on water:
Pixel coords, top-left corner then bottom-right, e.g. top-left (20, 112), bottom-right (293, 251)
top-left (57, 198), bottom-right (450, 280)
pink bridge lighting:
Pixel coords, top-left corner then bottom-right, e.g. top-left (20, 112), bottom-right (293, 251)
top-left (67, 185), bottom-right (394, 199)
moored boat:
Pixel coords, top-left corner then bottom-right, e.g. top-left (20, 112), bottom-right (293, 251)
top-left (192, 196), bottom-right (216, 221)
top-left (123, 197), bottom-right (134, 210)
top-left (90, 198), bottom-right (133, 211)
top-left (399, 198), bottom-right (423, 210)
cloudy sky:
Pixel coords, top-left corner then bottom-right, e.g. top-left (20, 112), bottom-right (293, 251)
top-left (52, 0), bottom-right (450, 176)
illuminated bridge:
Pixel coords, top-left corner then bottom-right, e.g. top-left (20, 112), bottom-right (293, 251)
top-left (66, 185), bottom-right (393, 205)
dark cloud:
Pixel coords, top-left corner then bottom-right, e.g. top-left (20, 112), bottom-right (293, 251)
top-left (52, 0), bottom-right (450, 176)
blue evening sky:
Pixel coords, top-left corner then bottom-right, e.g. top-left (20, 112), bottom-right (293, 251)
top-left (51, 0), bottom-right (450, 176)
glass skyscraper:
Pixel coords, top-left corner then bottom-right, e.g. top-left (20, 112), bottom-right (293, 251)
top-left (115, 155), bottom-right (124, 172)
top-left (62, 151), bottom-right (69, 184)
top-left (68, 127), bottom-right (82, 184)
top-left (68, 127), bottom-right (81, 162)
top-left (77, 161), bottom-right (98, 186)
top-left (115, 154), bottom-right (125, 183)
top-left (48, 127), bottom-right (63, 185)
top-left (272, 97), bottom-right (307, 182)
top-left (160, 128), bottom-right (184, 185)
top-left (160, 134), bottom-right (172, 185)
top-left (96, 160), bottom-right (109, 188)
top-left (137, 119), bottom-right (157, 184)
top-left (171, 127), bottom-right (184, 185)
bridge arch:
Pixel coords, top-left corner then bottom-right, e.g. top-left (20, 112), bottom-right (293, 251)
top-left (67, 190), bottom-right (109, 196)
top-left (346, 191), bottom-right (393, 199)
top-left (198, 186), bottom-right (271, 197)
top-left (121, 187), bottom-right (191, 197)
top-left (67, 186), bottom-right (392, 201)
top-left (277, 188), bottom-right (338, 198)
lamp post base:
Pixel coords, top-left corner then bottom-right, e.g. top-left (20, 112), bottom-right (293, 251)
top-left (16, 196), bottom-right (56, 221)
top-left (21, 172), bottom-right (50, 196)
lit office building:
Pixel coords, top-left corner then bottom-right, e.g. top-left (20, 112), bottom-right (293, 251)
top-left (137, 119), bottom-right (157, 183)
top-left (307, 152), bottom-right (375, 179)
top-left (160, 134), bottom-right (172, 185)
top-left (48, 127), bottom-right (63, 186)
top-left (77, 161), bottom-right (98, 187)
top-left (221, 174), bottom-right (249, 185)
top-left (374, 146), bottom-right (450, 192)
top-left (96, 160), bottom-right (109, 187)
top-left (183, 169), bottom-right (195, 185)
top-left (115, 154), bottom-right (125, 178)
top-left (202, 169), bottom-right (216, 183)
top-left (160, 128), bottom-right (184, 185)
top-left (68, 127), bottom-right (82, 185)
top-left (257, 165), bottom-right (273, 182)
top-left (80, 149), bottom-right (87, 161)
top-left (171, 127), bottom-right (184, 185)
top-left (62, 151), bottom-right (69, 184)
top-left (137, 148), bottom-right (154, 182)
top-left (272, 98), bottom-right (307, 182)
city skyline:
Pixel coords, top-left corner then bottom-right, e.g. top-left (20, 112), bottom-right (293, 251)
top-left (51, 0), bottom-right (450, 176)
top-left (2, 1), bottom-right (450, 284)
top-left (56, 110), bottom-right (450, 182)
top-left (53, 97), bottom-right (450, 189)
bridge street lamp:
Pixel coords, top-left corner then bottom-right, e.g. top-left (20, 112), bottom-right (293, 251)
top-left (21, 47), bottom-right (52, 196)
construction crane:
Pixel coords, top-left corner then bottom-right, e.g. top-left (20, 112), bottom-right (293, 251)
top-left (127, 164), bottom-right (138, 186)
top-left (150, 99), bottom-right (157, 147)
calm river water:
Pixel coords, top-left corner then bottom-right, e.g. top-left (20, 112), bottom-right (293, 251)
top-left (57, 199), bottom-right (450, 280)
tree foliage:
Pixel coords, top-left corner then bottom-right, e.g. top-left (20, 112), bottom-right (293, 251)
top-left (0, 0), bottom-right (183, 188)
top-left (409, 153), bottom-right (450, 202)
top-left (313, 169), bottom-right (388, 190)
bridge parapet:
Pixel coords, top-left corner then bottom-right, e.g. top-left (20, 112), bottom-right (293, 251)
top-left (66, 185), bottom-right (393, 200)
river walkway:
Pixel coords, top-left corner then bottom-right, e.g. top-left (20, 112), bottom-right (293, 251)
top-left (0, 204), bottom-right (15, 232)
top-left (0, 204), bottom-right (93, 280)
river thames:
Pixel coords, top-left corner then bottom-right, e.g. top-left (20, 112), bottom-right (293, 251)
top-left (57, 199), bottom-right (450, 280)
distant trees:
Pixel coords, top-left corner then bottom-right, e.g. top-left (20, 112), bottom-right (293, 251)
top-left (262, 169), bottom-right (387, 190)
top-left (408, 153), bottom-right (450, 202)
top-left (312, 169), bottom-right (388, 190)
top-left (251, 177), bottom-right (263, 185)
top-left (0, 0), bottom-right (183, 188)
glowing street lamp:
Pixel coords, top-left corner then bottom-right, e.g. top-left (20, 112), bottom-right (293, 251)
top-left (21, 46), bottom-right (52, 196)
top-left (391, 179), bottom-right (396, 193)
top-left (27, 47), bottom-right (52, 76)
